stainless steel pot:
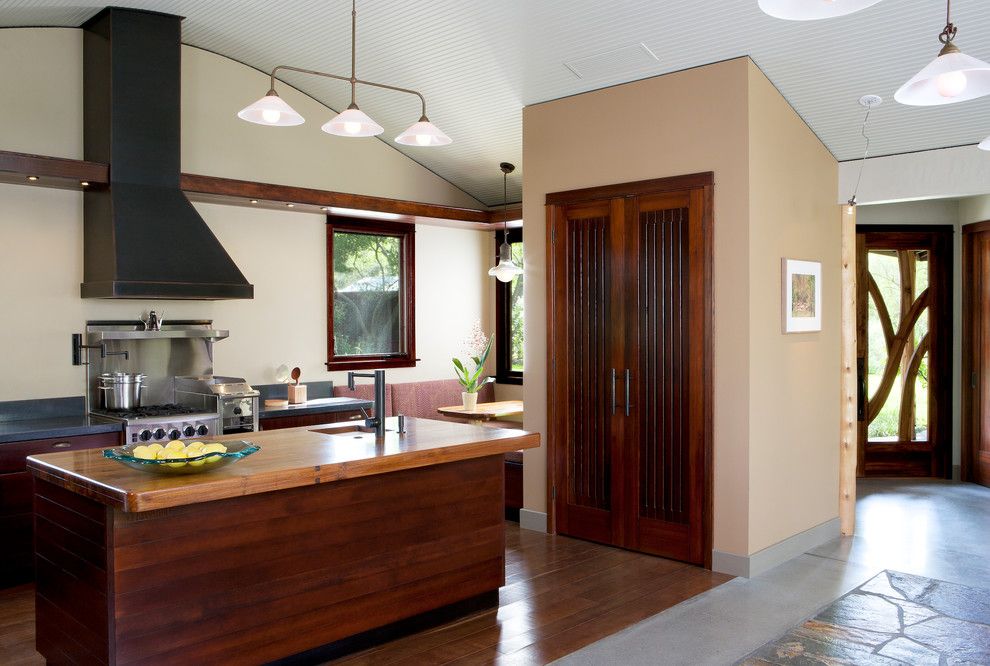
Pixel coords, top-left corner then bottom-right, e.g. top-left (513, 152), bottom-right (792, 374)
top-left (98, 372), bottom-right (145, 411)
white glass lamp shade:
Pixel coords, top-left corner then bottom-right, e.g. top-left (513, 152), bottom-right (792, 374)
top-left (488, 242), bottom-right (523, 282)
top-left (395, 117), bottom-right (452, 146)
top-left (237, 91), bottom-right (305, 126)
top-left (758, 0), bottom-right (883, 21)
top-left (895, 49), bottom-right (990, 106)
top-left (321, 106), bottom-right (384, 137)
top-left (979, 136), bottom-right (990, 151)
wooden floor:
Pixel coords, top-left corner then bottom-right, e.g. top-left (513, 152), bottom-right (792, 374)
top-left (0, 523), bottom-right (730, 665)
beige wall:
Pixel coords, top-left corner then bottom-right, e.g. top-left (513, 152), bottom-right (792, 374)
top-left (746, 63), bottom-right (840, 553)
top-left (523, 58), bottom-right (753, 555)
top-left (0, 28), bottom-right (492, 400)
top-left (522, 58), bottom-right (840, 558)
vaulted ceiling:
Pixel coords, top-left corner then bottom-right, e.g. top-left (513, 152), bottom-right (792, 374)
top-left (2, 0), bottom-right (989, 206)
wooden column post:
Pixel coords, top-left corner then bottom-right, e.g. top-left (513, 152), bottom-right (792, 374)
top-left (840, 205), bottom-right (858, 535)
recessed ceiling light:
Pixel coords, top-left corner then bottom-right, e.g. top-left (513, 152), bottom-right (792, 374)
top-left (27, 175), bottom-right (39, 181)
top-left (286, 203), bottom-right (295, 208)
top-left (80, 181), bottom-right (90, 187)
top-left (320, 207), bottom-right (329, 212)
top-left (250, 199), bottom-right (259, 204)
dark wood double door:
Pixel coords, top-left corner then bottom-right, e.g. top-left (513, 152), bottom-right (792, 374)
top-left (547, 174), bottom-right (712, 566)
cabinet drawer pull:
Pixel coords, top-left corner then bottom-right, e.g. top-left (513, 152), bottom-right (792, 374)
top-left (52, 442), bottom-right (72, 449)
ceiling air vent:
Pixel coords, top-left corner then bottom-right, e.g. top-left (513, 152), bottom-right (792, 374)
top-left (563, 42), bottom-right (660, 80)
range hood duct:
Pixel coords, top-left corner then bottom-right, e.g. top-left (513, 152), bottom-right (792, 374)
top-left (81, 7), bottom-right (253, 300)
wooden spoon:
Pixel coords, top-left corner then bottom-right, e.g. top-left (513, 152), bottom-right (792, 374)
top-left (291, 367), bottom-right (301, 385)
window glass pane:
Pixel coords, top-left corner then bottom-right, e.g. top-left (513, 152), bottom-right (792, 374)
top-left (509, 241), bottom-right (524, 371)
top-left (332, 230), bottom-right (403, 356)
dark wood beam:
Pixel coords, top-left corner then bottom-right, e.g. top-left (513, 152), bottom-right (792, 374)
top-left (0, 150), bottom-right (108, 191)
top-left (0, 149), bottom-right (513, 229)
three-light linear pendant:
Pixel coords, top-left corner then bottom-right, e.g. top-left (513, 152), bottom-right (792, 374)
top-left (760, 0), bottom-right (990, 109)
top-left (237, 0), bottom-right (450, 147)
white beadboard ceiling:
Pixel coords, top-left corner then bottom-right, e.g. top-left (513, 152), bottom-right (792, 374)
top-left (2, 0), bottom-right (990, 206)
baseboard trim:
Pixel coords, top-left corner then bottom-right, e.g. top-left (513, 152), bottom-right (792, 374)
top-left (712, 516), bottom-right (840, 578)
top-left (952, 464), bottom-right (961, 481)
top-left (519, 509), bottom-right (547, 533)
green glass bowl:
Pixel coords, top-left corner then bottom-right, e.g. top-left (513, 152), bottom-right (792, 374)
top-left (103, 440), bottom-right (260, 475)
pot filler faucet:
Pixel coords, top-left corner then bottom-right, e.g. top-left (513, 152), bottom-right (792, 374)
top-left (346, 370), bottom-right (386, 440)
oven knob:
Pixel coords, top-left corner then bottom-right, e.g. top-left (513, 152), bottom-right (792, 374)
top-left (139, 429), bottom-right (152, 442)
top-left (183, 425), bottom-right (196, 438)
top-left (196, 425), bottom-right (209, 436)
top-left (168, 429), bottom-right (181, 441)
top-left (233, 406), bottom-right (242, 415)
top-left (153, 428), bottom-right (166, 440)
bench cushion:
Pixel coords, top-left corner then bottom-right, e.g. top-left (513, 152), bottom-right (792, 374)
top-left (391, 379), bottom-right (495, 420)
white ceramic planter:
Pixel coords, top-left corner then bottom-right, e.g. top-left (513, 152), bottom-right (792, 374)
top-left (462, 391), bottom-right (478, 411)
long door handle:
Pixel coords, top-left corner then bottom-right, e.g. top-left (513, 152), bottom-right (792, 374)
top-left (857, 357), bottom-right (866, 421)
top-left (625, 369), bottom-right (632, 416)
top-left (611, 368), bottom-right (617, 415)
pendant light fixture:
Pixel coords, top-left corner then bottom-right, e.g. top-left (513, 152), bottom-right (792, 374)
top-left (758, 0), bottom-right (883, 21)
top-left (895, 0), bottom-right (990, 106)
top-left (237, 0), bottom-right (451, 146)
top-left (846, 95), bottom-right (881, 215)
top-left (489, 163), bottom-right (523, 283)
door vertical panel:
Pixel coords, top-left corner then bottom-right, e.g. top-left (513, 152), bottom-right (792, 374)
top-left (630, 192), bottom-right (694, 561)
top-left (549, 200), bottom-right (618, 544)
top-left (964, 226), bottom-right (990, 487)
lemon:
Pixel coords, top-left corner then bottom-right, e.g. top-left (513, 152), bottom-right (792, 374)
top-left (131, 445), bottom-right (155, 460)
top-left (156, 448), bottom-right (187, 468)
top-left (146, 443), bottom-right (164, 456)
top-left (201, 442), bottom-right (227, 463)
top-left (164, 440), bottom-right (185, 452)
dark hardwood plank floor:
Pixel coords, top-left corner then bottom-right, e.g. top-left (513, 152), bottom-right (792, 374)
top-left (0, 523), bottom-right (730, 665)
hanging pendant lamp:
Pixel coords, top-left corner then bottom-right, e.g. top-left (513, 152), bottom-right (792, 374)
top-left (845, 95), bottom-right (881, 215)
top-left (895, 0), bottom-right (990, 106)
top-left (237, 0), bottom-right (451, 145)
top-left (758, 0), bottom-right (883, 21)
top-left (489, 163), bottom-right (522, 283)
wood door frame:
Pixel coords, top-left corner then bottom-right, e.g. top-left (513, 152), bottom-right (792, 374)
top-left (962, 220), bottom-right (990, 483)
top-left (855, 224), bottom-right (954, 478)
top-left (544, 172), bottom-right (714, 568)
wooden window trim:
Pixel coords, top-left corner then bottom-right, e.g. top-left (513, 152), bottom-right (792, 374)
top-left (495, 228), bottom-right (524, 385)
top-left (326, 216), bottom-right (416, 371)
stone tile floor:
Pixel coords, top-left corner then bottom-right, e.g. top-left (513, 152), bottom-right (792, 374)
top-left (738, 570), bottom-right (990, 665)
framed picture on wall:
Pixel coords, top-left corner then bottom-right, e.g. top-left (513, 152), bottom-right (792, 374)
top-left (782, 258), bottom-right (822, 333)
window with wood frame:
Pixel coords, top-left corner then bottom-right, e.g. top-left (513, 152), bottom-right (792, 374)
top-left (495, 227), bottom-right (524, 384)
top-left (326, 216), bottom-right (415, 371)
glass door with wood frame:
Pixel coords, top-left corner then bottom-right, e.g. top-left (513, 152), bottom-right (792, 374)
top-left (856, 227), bottom-right (952, 478)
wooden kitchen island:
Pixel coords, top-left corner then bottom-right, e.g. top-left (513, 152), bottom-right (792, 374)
top-left (26, 417), bottom-right (539, 665)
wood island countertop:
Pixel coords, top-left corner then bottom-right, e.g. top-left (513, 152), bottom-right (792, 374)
top-left (26, 416), bottom-right (539, 513)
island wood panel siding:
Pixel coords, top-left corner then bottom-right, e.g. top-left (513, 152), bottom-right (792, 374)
top-left (548, 175), bottom-right (712, 567)
top-left (33, 455), bottom-right (505, 665)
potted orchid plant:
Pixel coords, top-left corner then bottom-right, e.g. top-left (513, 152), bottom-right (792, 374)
top-left (452, 324), bottom-right (495, 411)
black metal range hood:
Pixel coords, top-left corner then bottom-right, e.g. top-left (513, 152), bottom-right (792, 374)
top-left (81, 7), bottom-right (253, 300)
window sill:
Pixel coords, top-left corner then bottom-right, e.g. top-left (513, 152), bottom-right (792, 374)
top-left (495, 375), bottom-right (524, 386)
top-left (325, 357), bottom-right (417, 371)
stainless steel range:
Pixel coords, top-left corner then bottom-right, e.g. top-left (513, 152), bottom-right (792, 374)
top-left (76, 320), bottom-right (231, 442)
top-left (91, 404), bottom-right (221, 444)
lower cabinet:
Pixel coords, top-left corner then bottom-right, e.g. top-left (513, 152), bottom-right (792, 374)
top-left (0, 430), bottom-right (121, 588)
top-left (259, 410), bottom-right (361, 431)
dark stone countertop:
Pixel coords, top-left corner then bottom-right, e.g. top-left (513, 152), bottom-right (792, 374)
top-left (0, 416), bottom-right (122, 444)
top-left (258, 396), bottom-right (373, 420)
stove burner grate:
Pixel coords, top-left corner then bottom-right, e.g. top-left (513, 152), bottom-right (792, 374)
top-left (95, 404), bottom-right (200, 419)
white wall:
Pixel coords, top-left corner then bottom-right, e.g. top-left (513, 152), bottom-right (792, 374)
top-left (857, 198), bottom-right (963, 471)
top-left (0, 28), bottom-right (492, 401)
top-left (838, 145), bottom-right (990, 205)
